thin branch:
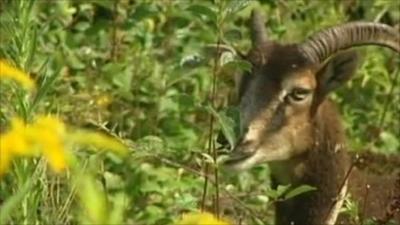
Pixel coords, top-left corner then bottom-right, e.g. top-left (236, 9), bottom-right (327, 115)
top-left (324, 161), bottom-right (355, 223)
top-left (110, 0), bottom-right (119, 61)
top-left (201, 2), bottom-right (224, 217)
top-left (200, 162), bottom-right (209, 210)
top-left (359, 184), bottom-right (370, 225)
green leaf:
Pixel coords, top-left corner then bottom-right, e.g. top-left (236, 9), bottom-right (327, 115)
top-left (264, 187), bottom-right (279, 199)
top-left (256, 195), bottom-right (270, 203)
top-left (76, 174), bottom-right (108, 224)
top-left (284, 185), bottom-right (317, 200)
top-left (143, 205), bottom-right (165, 224)
top-left (104, 172), bottom-right (124, 190)
top-left (225, 106), bottom-right (241, 138)
top-left (108, 193), bottom-right (128, 225)
top-left (222, 59), bottom-right (252, 73)
top-left (74, 21), bottom-right (91, 31)
top-left (66, 51), bottom-right (85, 70)
top-left (91, 0), bottom-right (114, 10)
top-left (187, 4), bottom-right (217, 23)
top-left (112, 70), bottom-right (133, 93)
top-left (224, 29), bottom-right (242, 42)
top-left (207, 105), bottom-right (237, 149)
top-left (276, 184), bottom-right (292, 197)
top-left (379, 131), bottom-right (400, 153)
top-left (176, 94), bottom-right (195, 109)
top-left (131, 4), bottom-right (157, 21)
top-left (225, 0), bottom-right (251, 15)
top-left (265, 184), bottom-right (293, 200)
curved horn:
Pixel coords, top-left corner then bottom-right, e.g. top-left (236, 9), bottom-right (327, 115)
top-left (250, 9), bottom-right (268, 46)
top-left (300, 22), bottom-right (400, 64)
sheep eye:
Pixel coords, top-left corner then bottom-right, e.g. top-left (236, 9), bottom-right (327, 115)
top-left (289, 88), bottom-right (311, 101)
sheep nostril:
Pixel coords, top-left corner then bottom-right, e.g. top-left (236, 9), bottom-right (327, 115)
top-left (242, 127), bottom-right (249, 134)
top-left (234, 139), bottom-right (253, 152)
top-left (240, 140), bottom-right (253, 148)
top-left (223, 139), bottom-right (255, 165)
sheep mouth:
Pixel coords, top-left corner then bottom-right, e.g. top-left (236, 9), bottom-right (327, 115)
top-left (223, 152), bottom-right (254, 166)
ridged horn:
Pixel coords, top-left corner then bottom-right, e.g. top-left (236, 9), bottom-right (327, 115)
top-left (250, 9), bottom-right (268, 46)
top-left (300, 22), bottom-right (400, 64)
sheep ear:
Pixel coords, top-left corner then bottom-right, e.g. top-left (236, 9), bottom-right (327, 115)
top-left (311, 50), bottom-right (359, 114)
top-left (316, 50), bottom-right (359, 96)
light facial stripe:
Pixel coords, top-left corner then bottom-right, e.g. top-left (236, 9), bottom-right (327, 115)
top-left (279, 89), bottom-right (287, 102)
top-left (242, 98), bottom-right (281, 143)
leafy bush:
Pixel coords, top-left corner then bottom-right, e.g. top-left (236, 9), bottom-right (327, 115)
top-left (0, 0), bottom-right (398, 224)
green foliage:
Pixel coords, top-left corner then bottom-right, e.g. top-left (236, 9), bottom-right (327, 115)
top-left (0, 0), bottom-right (399, 224)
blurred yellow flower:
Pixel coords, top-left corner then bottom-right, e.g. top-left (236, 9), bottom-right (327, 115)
top-left (0, 118), bottom-right (30, 155)
top-left (176, 212), bottom-right (231, 225)
top-left (28, 116), bottom-right (68, 172)
top-left (0, 116), bottom-right (68, 175)
top-left (0, 115), bottom-right (128, 176)
top-left (95, 94), bottom-right (112, 108)
top-left (0, 60), bottom-right (35, 89)
top-left (0, 118), bottom-right (30, 176)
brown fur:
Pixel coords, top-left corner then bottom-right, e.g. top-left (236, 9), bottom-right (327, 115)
top-left (273, 100), bottom-right (400, 224)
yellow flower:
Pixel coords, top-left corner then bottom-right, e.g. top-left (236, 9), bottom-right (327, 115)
top-left (176, 212), bottom-right (231, 225)
top-left (0, 115), bottom-right (128, 176)
top-left (0, 116), bottom-right (67, 175)
top-left (0, 136), bottom-right (13, 176)
top-left (0, 60), bottom-right (35, 89)
top-left (28, 116), bottom-right (68, 172)
top-left (95, 94), bottom-right (112, 108)
top-left (0, 118), bottom-right (31, 176)
top-left (1, 118), bottom-right (30, 155)
top-left (0, 146), bottom-right (11, 176)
